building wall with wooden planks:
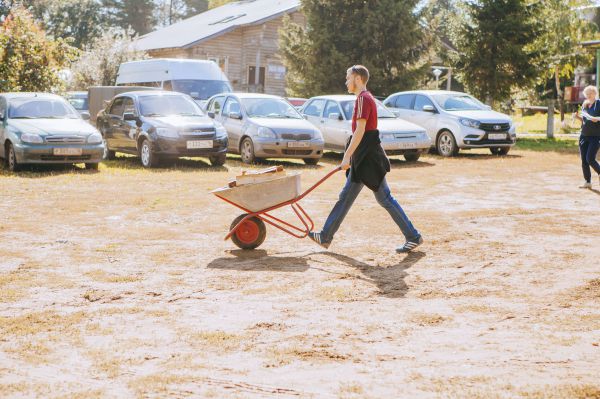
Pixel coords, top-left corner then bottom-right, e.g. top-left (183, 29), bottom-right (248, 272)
top-left (148, 11), bottom-right (305, 97)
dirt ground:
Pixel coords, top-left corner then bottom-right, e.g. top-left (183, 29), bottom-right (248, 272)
top-left (1, 149), bottom-right (599, 399)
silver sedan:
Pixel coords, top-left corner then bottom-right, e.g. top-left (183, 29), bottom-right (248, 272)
top-left (301, 95), bottom-right (431, 162)
top-left (206, 93), bottom-right (324, 165)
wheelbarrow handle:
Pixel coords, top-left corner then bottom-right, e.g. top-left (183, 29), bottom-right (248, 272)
top-left (295, 166), bottom-right (342, 201)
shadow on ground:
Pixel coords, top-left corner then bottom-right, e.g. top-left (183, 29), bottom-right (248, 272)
top-left (207, 249), bottom-right (425, 298)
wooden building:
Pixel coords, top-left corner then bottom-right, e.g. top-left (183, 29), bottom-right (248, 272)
top-left (133, 0), bottom-right (303, 96)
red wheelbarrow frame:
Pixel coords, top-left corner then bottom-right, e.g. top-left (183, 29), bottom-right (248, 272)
top-left (214, 167), bottom-right (341, 242)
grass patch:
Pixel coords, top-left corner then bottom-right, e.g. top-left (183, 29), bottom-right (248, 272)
top-left (513, 113), bottom-right (579, 134)
top-left (515, 137), bottom-right (579, 153)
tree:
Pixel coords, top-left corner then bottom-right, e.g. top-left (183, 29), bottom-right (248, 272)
top-left (537, 0), bottom-right (595, 120)
top-left (155, 0), bottom-right (208, 27)
top-left (454, 0), bottom-right (542, 106)
top-left (102, 0), bottom-right (156, 35)
top-left (280, 0), bottom-right (433, 98)
top-left (0, 6), bottom-right (78, 92)
top-left (208, 0), bottom-right (231, 9)
top-left (2, 0), bottom-right (110, 49)
top-left (69, 28), bottom-right (147, 89)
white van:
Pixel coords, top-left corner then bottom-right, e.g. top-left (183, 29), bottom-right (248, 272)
top-left (115, 59), bottom-right (232, 103)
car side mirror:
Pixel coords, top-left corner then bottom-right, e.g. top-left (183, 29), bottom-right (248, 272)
top-left (423, 105), bottom-right (436, 113)
top-left (328, 113), bottom-right (342, 121)
top-left (81, 111), bottom-right (90, 121)
top-left (207, 111), bottom-right (215, 119)
top-left (484, 105), bottom-right (492, 110)
top-left (123, 112), bottom-right (137, 121)
top-left (229, 111), bottom-right (242, 120)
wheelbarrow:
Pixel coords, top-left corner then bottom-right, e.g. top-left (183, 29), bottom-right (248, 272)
top-left (212, 167), bottom-right (341, 249)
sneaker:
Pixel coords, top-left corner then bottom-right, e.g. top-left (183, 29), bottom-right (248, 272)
top-left (396, 236), bottom-right (424, 253)
top-left (308, 231), bottom-right (330, 249)
top-left (580, 181), bottom-right (592, 189)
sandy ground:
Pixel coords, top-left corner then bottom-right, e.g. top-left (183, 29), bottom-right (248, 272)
top-left (1, 149), bottom-right (599, 399)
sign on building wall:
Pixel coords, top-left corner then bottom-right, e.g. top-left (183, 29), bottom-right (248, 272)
top-left (267, 64), bottom-right (286, 80)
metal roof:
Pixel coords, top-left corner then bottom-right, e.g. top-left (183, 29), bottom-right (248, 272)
top-left (133, 0), bottom-right (300, 51)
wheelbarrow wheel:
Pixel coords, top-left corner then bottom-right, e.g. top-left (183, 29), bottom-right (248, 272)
top-left (230, 214), bottom-right (267, 250)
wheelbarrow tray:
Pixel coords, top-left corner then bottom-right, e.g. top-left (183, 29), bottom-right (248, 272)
top-left (212, 173), bottom-right (301, 212)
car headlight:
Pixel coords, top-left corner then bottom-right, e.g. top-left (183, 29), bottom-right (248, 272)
top-left (215, 124), bottom-right (227, 138)
top-left (20, 133), bottom-right (43, 144)
top-left (460, 118), bottom-right (481, 129)
top-left (156, 128), bottom-right (179, 138)
top-left (87, 133), bottom-right (103, 144)
top-left (257, 127), bottom-right (277, 139)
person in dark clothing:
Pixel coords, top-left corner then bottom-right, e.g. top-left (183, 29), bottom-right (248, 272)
top-left (308, 65), bottom-right (422, 253)
top-left (575, 85), bottom-right (600, 189)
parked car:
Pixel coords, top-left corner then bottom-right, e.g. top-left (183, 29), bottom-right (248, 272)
top-left (95, 91), bottom-right (228, 168)
top-left (0, 93), bottom-right (104, 171)
top-left (383, 90), bottom-right (516, 156)
top-left (205, 93), bottom-right (324, 165)
top-left (115, 59), bottom-right (232, 107)
top-left (300, 95), bottom-right (431, 162)
top-left (286, 97), bottom-right (308, 110)
top-left (66, 91), bottom-right (90, 120)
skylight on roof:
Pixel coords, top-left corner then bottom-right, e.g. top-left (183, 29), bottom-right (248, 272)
top-left (209, 13), bottom-right (247, 25)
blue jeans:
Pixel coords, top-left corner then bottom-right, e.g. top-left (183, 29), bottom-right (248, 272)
top-left (320, 176), bottom-right (421, 243)
top-left (580, 135), bottom-right (600, 182)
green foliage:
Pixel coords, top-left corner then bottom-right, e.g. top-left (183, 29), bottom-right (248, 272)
top-left (155, 0), bottom-right (208, 26)
top-left (208, 0), bottom-right (232, 9)
top-left (454, 0), bottom-right (542, 106)
top-left (280, 0), bottom-right (432, 97)
top-left (0, 6), bottom-right (79, 92)
top-left (102, 0), bottom-right (156, 35)
top-left (536, 0), bottom-right (596, 98)
top-left (68, 28), bottom-right (147, 89)
top-left (1, 0), bottom-right (110, 49)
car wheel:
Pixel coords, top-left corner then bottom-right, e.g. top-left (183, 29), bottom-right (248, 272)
top-left (6, 143), bottom-right (20, 172)
top-left (437, 130), bottom-right (459, 157)
top-left (404, 152), bottom-right (421, 162)
top-left (240, 137), bottom-right (256, 164)
top-left (209, 153), bottom-right (226, 166)
top-left (102, 137), bottom-right (115, 160)
top-left (85, 163), bottom-right (99, 170)
top-left (230, 214), bottom-right (267, 250)
top-left (303, 158), bottom-right (319, 165)
top-left (139, 139), bottom-right (159, 168)
top-left (490, 147), bottom-right (510, 156)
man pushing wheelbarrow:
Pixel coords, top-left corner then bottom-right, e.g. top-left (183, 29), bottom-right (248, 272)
top-left (213, 65), bottom-right (422, 253)
top-left (308, 65), bottom-right (423, 253)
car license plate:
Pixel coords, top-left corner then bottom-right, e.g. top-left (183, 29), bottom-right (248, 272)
top-left (53, 148), bottom-right (82, 156)
top-left (187, 140), bottom-right (213, 149)
top-left (398, 142), bottom-right (417, 149)
top-left (488, 133), bottom-right (506, 140)
top-left (287, 141), bottom-right (309, 148)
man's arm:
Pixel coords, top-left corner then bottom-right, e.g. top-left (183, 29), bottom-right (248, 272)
top-left (340, 119), bottom-right (366, 170)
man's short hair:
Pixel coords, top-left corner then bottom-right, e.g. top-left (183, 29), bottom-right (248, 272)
top-left (348, 65), bottom-right (369, 83)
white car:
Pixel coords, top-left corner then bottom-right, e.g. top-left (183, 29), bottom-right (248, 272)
top-left (300, 95), bottom-right (431, 162)
top-left (383, 90), bottom-right (516, 156)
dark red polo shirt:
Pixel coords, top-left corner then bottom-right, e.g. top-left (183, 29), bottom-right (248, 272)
top-left (352, 90), bottom-right (378, 132)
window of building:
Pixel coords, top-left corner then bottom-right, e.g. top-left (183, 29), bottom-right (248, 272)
top-left (248, 66), bottom-right (265, 86)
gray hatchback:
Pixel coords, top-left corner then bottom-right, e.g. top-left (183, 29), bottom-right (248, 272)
top-left (205, 93), bottom-right (324, 165)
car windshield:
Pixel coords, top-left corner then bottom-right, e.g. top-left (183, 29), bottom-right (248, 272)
top-left (171, 79), bottom-right (232, 100)
top-left (340, 100), bottom-right (397, 120)
top-left (68, 96), bottom-right (88, 111)
top-left (432, 94), bottom-right (487, 111)
top-left (242, 98), bottom-right (302, 119)
top-left (8, 98), bottom-right (80, 119)
top-left (139, 95), bottom-right (204, 117)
